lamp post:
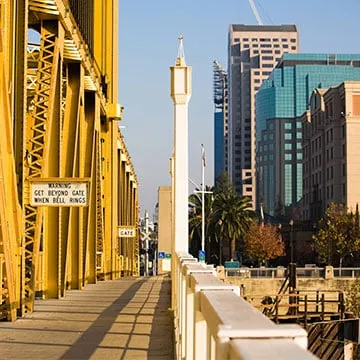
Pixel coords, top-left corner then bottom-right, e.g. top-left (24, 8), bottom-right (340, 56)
top-left (340, 252), bottom-right (353, 277)
top-left (190, 145), bottom-right (212, 262)
top-left (289, 219), bottom-right (294, 263)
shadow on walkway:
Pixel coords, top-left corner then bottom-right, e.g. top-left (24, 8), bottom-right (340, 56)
top-left (147, 275), bottom-right (173, 359)
top-left (0, 276), bottom-right (174, 360)
top-left (60, 279), bottom-right (146, 359)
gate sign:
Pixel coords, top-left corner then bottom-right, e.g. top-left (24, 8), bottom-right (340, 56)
top-left (30, 179), bottom-right (89, 207)
top-left (118, 226), bottom-right (136, 238)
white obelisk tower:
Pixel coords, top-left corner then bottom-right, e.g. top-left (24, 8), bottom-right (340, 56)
top-left (170, 36), bottom-right (192, 253)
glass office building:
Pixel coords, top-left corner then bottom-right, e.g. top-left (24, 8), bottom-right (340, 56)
top-left (256, 53), bottom-right (360, 216)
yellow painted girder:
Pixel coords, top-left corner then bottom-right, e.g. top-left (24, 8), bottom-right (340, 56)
top-left (23, 21), bottom-right (61, 312)
top-left (0, 30), bottom-right (22, 321)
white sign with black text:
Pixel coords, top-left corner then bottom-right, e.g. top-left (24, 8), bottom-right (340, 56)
top-left (31, 181), bottom-right (88, 207)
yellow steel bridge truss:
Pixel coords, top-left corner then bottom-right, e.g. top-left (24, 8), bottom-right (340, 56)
top-left (0, 0), bottom-right (139, 321)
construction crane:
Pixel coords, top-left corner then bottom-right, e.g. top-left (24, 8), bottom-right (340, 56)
top-left (248, 0), bottom-right (263, 25)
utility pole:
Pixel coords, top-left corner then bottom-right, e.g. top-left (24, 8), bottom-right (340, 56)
top-left (145, 210), bottom-right (149, 276)
top-left (192, 145), bottom-right (212, 262)
top-left (201, 144), bottom-right (205, 255)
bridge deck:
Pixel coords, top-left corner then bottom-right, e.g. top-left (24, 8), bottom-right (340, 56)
top-left (0, 276), bottom-right (173, 360)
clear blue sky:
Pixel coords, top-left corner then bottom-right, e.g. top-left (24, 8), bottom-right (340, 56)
top-left (119, 0), bottom-right (360, 218)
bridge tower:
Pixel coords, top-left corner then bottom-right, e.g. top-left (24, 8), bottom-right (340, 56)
top-left (0, 0), bottom-right (138, 320)
top-left (170, 36), bottom-right (192, 253)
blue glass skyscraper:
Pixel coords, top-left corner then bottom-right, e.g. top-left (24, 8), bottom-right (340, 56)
top-left (256, 53), bottom-right (360, 216)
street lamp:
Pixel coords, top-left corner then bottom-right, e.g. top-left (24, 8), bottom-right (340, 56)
top-left (340, 252), bottom-right (353, 277)
top-left (189, 145), bottom-right (212, 262)
top-left (289, 219), bottom-right (294, 263)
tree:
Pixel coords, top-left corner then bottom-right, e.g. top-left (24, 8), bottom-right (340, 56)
top-left (188, 186), bottom-right (214, 260)
top-left (274, 195), bottom-right (285, 220)
top-left (213, 192), bottom-right (254, 261)
top-left (313, 202), bottom-right (360, 265)
top-left (244, 221), bottom-right (285, 265)
top-left (345, 279), bottom-right (360, 358)
top-left (214, 172), bottom-right (236, 196)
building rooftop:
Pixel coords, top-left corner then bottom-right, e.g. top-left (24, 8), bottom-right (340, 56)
top-left (277, 53), bottom-right (360, 68)
top-left (230, 24), bottom-right (297, 32)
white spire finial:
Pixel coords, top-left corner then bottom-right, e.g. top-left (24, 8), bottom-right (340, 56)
top-left (176, 35), bottom-right (186, 66)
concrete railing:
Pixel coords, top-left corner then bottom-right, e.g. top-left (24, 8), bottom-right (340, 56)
top-left (173, 252), bottom-right (317, 359)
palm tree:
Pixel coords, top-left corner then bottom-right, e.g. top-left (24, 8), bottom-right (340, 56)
top-left (188, 186), bottom-right (214, 260)
top-left (213, 192), bottom-right (254, 261)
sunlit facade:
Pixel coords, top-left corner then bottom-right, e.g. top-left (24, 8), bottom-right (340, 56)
top-left (256, 53), bottom-right (360, 216)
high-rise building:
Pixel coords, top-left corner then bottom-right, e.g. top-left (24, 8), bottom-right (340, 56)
top-left (302, 81), bottom-right (360, 222)
top-left (256, 54), bottom-right (360, 217)
top-left (227, 25), bottom-right (298, 207)
top-left (213, 61), bottom-right (228, 181)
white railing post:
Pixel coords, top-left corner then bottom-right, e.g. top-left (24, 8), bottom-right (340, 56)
top-left (182, 263), bottom-right (216, 359)
top-left (172, 252), bottom-right (317, 359)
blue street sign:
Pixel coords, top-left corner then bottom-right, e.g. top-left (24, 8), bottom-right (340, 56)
top-left (198, 250), bottom-right (206, 261)
top-left (158, 252), bottom-right (165, 259)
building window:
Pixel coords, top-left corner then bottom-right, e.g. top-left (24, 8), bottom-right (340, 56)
top-left (283, 44), bottom-right (289, 49)
top-left (297, 153), bottom-right (302, 160)
top-left (285, 164), bottom-right (292, 205)
top-left (234, 38), bottom-right (240, 43)
top-left (285, 153), bottom-right (292, 161)
top-left (262, 56), bottom-right (273, 61)
top-left (284, 122), bottom-right (292, 130)
top-left (296, 132), bottom-right (302, 139)
top-left (296, 142), bottom-right (302, 149)
top-left (285, 133), bottom-right (292, 140)
top-left (285, 143), bottom-right (292, 150)
top-left (296, 122), bottom-right (302, 129)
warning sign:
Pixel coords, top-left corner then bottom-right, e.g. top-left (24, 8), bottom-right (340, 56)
top-left (30, 180), bottom-right (89, 207)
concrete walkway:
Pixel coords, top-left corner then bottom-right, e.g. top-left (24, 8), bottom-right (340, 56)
top-left (0, 276), bottom-right (174, 359)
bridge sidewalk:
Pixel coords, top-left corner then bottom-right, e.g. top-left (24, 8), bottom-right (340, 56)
top-left (0, 275), bottom-right (173, 359)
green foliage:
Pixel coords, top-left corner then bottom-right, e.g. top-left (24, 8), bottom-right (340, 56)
top-left (274, 195), bottom-right (285, 220)
top-left (212, 192), bottom-right (254, 260)
top-left (188, 186), bottom-right (214, 258)
top-left (345, 279), bottom-right (360, 317)
top-left (313, 203), bottom-right (360, 265)
top-left (188, 174), bottom-right (255, 263)
top-left (244, 221), bottom-right (285, 264)
top-left (214, 172), bottom-right (236, 195)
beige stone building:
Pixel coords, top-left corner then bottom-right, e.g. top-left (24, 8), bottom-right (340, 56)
top-left (302, 81), bottom-right (360, 222)
top-left (157, 186), bottom-right (172, 273)
top-left (227, 25), bottom-right (298, 206)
